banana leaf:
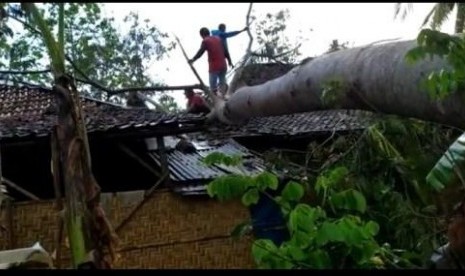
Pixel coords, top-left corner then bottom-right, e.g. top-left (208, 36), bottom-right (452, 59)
top-left (426, 133), bottom-right (465, 191)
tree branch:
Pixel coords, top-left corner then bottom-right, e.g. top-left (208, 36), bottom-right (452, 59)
top-left (251, 43), bottom-right (302, 60)
top-left (174, 34), bottom-right (215, 102)
top-left (7, 13), bottom-right (41, 35)
top-left (226, 3), bottom-right (254, 96)
top-left (0, 69), bottom-right (51, 75)
top-left (65, 55), bottom-right (202, 95)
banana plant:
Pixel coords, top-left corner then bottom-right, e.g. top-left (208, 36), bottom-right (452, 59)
top-left (426, 133), bottom-right (465, 192)
top-left (20, 3), bottom-right (116, 269)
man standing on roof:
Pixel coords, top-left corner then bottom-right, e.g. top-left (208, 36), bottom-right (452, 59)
top-left (211, 23), bottom-right (248, 68)
top-left (189, 27), bottom-right (227, 96)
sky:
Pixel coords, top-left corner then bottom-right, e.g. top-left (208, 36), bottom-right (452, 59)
top-left (101, 3), bottom-right (455, 108)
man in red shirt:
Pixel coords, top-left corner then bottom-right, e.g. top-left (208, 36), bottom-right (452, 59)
top-left (189, 27), bottom-right (227, 96)
top-left (184, 88), bottom-right (211, 114)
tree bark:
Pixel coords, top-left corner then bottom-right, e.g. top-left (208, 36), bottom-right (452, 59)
top-left (219, 39), bottom-right (465, 128)
top-left (54, 75), bottom-right (117, 268)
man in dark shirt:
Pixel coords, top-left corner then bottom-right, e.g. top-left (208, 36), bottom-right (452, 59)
top-left (189, 27), bottom-right (227, 96)
top-left (184, 88), bottom-right (210, 114)
top-left (211, 23), bottom-right (248, 68)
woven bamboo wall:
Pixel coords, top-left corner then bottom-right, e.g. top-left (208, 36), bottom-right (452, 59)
top-left (0, 189), bottom-right (254, 268)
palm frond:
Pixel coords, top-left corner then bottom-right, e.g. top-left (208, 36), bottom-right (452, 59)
top-left (394, 3), bottom-right (413, 21)
top-left (422, 3), bottom-right (455, 30)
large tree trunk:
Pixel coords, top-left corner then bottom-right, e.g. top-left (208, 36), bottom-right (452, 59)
top-left (218, 39), bottom-right (465, 128)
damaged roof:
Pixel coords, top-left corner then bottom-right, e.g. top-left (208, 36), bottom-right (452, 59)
top-left (208, 109), bottom-right (375, 139)
top-left (0, 85), bottom-right (205, 142)
top-left (0, 74), bottom-right (375, 144)
top-left (149, 139), bottom-right (265, 195)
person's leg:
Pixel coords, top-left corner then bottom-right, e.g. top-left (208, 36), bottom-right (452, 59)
top-left (218, 68), bottom-right (227, 96)
top-left (225, 50), bottom-right (233, 67)
top-left (209, 71), bottom-right (219, 94)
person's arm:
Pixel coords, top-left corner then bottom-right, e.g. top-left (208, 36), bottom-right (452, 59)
top-left (223, 27), bottom-right (248, 38)
top-left (223, 30), bottom-right (241, 38)
top-left (189, 41), bottom-right (206, 63)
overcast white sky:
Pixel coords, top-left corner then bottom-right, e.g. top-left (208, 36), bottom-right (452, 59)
top-left (102, 3), bottom-right (454, 107)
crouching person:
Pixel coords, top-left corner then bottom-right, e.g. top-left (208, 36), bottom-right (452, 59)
top-left (184, 88), bottom-right (211, 114)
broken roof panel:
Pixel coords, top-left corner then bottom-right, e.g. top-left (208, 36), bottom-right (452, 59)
top-left (149, 139), bottom-right (266, 195)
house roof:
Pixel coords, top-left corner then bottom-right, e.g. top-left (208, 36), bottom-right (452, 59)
top-left (207, 109), bottom-right (375, 139)
top-left (0, 85), bottom-right (205, 143)
top-left (0, 81), bottom-right (376, 144)
top-left (149, 139), bottom-right (265, 195)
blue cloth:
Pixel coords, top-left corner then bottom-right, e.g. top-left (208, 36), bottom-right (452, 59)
top-left (209, 68), bottom-right (227, 93)
top-left (249, 192), bottom-right (289, 246)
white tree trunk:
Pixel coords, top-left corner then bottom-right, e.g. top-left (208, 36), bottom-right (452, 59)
top-left (218, 39), bottom-right (465, 128)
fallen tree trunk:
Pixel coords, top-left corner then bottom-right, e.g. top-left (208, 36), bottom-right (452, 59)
top-left (219, 39), bottom-right (465, 128)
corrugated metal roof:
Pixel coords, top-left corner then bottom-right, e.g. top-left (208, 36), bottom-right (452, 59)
top-left (150, 139), bottom-right (265, 195)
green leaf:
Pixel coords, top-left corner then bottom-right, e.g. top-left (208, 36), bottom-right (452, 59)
top-left (364, 221), bottom-right (380, 236)
top-left (329, 189), bottom-right (367, 213)
top-left (307, 249), bottom-right (331, 269)
top-left (338, 217), bottom-right (367, 246)
top-left (254, 172), bottom-right (279, 191)
top-left (230, 222), bottom-right (252, 240)
top-left (285, 244), bottom-right (307, 261)
top-left (242, 188), bottom-right (260, 206)
top-left (203, 152), bottom-right (242, 167)
top-left (207, 175), bottom-right (249, 201)
top-left (281, 181), bottom-right (305, 202)
top-left (289, 204), bottom-right (325, 234)
top-left (315, 221), bottom-right (344, 246)
top-left (290, 230), bottom-right (313, 249)
top-left (427, 133), bottom-right (465, 191)
top-left (252, 239), bottom-right (278, 263)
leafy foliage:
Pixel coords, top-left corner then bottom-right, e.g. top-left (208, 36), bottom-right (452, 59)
top-left (249, 9), bottom-right (304, 64)
top-left (0, 3), bottom-right (179, 108)
top-left (406, 29), bottom-right (465, 100)
top-left (212, 114), bottom-right (459, 269)
top-left (204, 146), bottom-right (422, 268)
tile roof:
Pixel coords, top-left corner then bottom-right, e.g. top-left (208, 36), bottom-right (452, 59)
top-left (208, 109), bottom-right (376, 139)
top-left (149, 139), bottom-right (265, 195)
top-left (0, 82), bottom-right (375, 143)
top-left (0, 85), bottom-right (205, 142)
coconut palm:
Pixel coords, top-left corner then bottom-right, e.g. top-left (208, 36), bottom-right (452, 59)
top-left (395, 3), bottom-right (465, 33)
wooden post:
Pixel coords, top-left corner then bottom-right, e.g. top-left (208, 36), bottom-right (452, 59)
top-left (156, 136), bottom-right (170, 186)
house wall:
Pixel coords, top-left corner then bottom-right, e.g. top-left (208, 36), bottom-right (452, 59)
top-left (0, 189), bottom-right (254, 269)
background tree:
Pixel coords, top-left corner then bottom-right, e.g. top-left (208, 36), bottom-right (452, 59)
top-left (248, 9), bottom-right (305, 64)
top-left (0, 3), bottom-right (179, 109)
